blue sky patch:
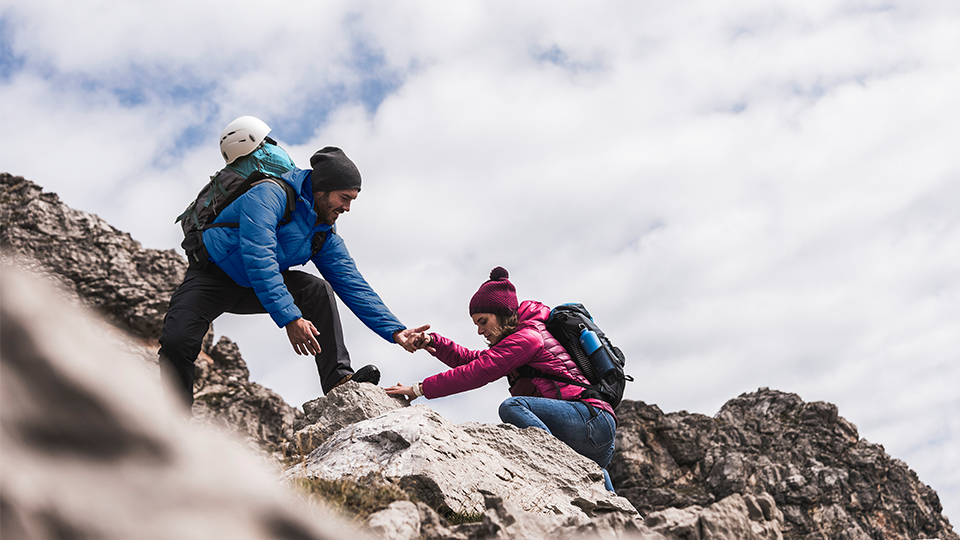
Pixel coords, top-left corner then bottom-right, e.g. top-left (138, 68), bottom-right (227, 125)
top-left (536, 44), bottom-right (570, 67)
top-left (348, 30), bottom-right (403, 114)
top-left (0, 17), bottom-right (26, 83)
top-left (270, 84), bottom-right (348, 146)
top-left (531, 43), bottom-right (604, 74)
top-left (270, 30), bottom-right (404, 145)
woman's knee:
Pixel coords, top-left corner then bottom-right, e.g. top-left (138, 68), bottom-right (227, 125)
top-left (498, 396), bottom-right (522, 423)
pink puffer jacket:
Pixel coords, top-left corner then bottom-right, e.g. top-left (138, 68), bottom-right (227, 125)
top-left (421, 300), bottom-right (615, 419)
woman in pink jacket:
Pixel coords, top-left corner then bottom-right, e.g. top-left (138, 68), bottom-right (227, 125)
top-left (385, 267), bottom-right (617, 492)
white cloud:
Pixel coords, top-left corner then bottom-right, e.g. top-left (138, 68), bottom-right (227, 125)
top-left (2, 0), bottom-right (958, 523)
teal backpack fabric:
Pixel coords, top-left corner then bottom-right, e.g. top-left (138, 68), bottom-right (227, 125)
top-left (225, 139), bottom-right (296, 179)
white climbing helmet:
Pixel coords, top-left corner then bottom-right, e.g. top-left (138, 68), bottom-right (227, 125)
top-left (219, 116), bottom-right (272, 164)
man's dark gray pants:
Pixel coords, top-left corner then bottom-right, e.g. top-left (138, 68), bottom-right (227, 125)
top-left (158, 265), bottom-right (352, 406)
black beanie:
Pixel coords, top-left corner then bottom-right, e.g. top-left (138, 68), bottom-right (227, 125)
top-left (310, 147), bottom-right (362, 192)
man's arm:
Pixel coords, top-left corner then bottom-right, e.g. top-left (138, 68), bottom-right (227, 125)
top-left (311, 233), bottom-right (413, 342)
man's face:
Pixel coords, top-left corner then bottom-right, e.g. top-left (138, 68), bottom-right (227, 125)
top-left (314, 189), bottom-right (359, 225)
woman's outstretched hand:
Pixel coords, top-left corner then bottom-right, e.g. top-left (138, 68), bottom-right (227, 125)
top-left (394, 324), bottom-right (431, 353)
top-left (385, 383), bottom-right (418, 401)
top-left (411, 331), bottom-right (436, 353)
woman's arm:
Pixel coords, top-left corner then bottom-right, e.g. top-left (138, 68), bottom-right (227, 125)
top-left (421, 328), bottom-right (541, 399)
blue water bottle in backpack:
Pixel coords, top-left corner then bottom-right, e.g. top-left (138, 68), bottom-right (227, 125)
top-left (578, 328), bottom-right (617, 380)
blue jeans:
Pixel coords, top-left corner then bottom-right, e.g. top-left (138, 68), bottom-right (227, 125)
top-left (499, 396), bottom-right (617, 493)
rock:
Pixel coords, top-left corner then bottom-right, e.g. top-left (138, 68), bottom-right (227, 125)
top-left (611, 389), bottom-right (958, 540)
top-left (456, 491), bottom-right (652, 540)
top-left (291, 379), bottom-right (410, 455)
top-left (367, 501), bottom-right (422, 540)
top-left (643, 493), bottom-right (783, 540)
top-left (1, 174), bottom-right (304, 456)
top-left (286, 385), bottom-right (639, 520)
top-left (0, 264), bottom-right (360, 540)
top-left (190, 336), bottom-right (304, 454)
top-left (0, 173), bottom-right (186, 340)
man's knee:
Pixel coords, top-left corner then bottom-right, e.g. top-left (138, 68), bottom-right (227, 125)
top-left (159, 309), bottom-right (209, 368)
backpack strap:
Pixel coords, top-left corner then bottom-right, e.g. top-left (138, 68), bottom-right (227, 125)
top-left (512, 365), bottom-right (601, 417)
top-left (515, 365), bottom-right (591, 390)
top-left (515, 364), bottom-right (611, 400)
top-left (311, 230), bottom-right (328, 256)
top-left (204, 172), bottom-right (297, 230)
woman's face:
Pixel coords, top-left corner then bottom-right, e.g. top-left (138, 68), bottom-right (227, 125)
top-left (471, 312), bottom-right (503, 345)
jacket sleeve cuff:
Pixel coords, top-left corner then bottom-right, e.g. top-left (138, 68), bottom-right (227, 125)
top-left (272, 306), bottom-right (303, 328)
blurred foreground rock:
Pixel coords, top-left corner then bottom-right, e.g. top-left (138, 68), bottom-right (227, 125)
top-left (0, 265), bottom-right (361, 540)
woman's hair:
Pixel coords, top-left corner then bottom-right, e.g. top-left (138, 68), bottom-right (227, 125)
top-left (487, 310), bottom-right (520, 346)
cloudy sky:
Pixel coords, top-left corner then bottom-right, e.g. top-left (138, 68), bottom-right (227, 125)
top-left (2, 0), bottom-right (958, 522)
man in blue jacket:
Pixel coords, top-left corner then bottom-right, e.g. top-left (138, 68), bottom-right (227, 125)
top-left (159, 137), bottom-right (425, 407)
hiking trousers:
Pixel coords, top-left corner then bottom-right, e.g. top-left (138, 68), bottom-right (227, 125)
top-left (158, 265), bottom-right (352, 407)
top-left (499, 396), bottom-right (617, 493)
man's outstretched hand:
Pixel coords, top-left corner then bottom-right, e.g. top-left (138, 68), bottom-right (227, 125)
top-left (286, 317), bottom-right (321, 356)
top-left (394, 324), bottom-right (431, 353)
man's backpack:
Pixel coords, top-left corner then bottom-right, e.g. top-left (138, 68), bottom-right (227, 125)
top-left (519, 303), bottom-right (633, 409)
top-left (175, 168), bottom-right (298, 270)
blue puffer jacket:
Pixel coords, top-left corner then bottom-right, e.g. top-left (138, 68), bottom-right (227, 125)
top-left (202, 167), bottom-right (405, 341)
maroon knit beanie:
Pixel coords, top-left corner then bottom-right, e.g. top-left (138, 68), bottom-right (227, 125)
top-left (469, 267), bottom-right (518, 316)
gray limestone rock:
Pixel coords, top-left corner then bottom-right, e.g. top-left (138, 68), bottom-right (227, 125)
top-left (291, 380), bottom-right (410, 455)
top-left (367, 501), bottom-right (422, 540)
top-left (286, 388), bottom-right (639, 520)
top-left (369, 490), bottom-right (668, 540)
top-left (643, 493), bottom-right (783, 540)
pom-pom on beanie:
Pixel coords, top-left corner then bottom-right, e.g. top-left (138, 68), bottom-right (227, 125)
top-left (310, 147), bottom-right (362, 193)
top-left (469, 267), bottom-right (518, 316)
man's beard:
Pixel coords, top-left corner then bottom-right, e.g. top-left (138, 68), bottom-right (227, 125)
top-left (314, 194), bottom-right (336, 225)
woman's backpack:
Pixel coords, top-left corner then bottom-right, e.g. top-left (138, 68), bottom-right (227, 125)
top-left (517, 303), bottom-right (633, 409)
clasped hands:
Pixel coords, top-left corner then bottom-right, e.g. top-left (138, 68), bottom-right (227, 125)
top-left (385, 327), bottom-right (434, 402)
top-left (286, 320), bottom-right (434, 356)
top-left (392, 325), bottom-right (434, 353)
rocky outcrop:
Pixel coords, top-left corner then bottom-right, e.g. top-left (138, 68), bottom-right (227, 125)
top-left (191, 336), bottom-right (303, 453)
top-left (291, 380), bottom-right (410, 455)
top-left (285, 383), bottom-right (638, 520)
top-left (0, 173), bottom-right (185, 339)
top-left (642, 492), bottom-right (783, 540)
top-left (366, 489), bottom-right (784, 540)
top-left (0, 264), bottom-right (360, 540)
top-left (1, 174), bottom-right (302, 453)
top-left (610, 389), bottom-right (957, 540)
